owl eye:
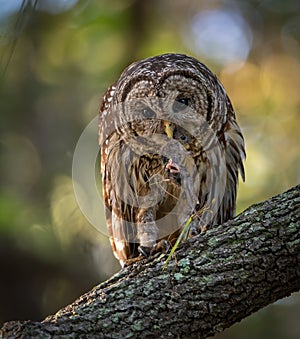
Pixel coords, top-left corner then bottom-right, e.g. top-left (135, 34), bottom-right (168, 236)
top-left (142, 107), bottom-right (156, 118)
top-left (173, 97), bottom-right (189, 113)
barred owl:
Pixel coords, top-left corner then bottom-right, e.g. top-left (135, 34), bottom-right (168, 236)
top-left (99, 53), bottom-right (245, 267)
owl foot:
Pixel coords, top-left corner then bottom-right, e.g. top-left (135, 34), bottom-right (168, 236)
top-left (165, 159), bottom-right (180, 174)
top-left (187, 219), bottom-right (207, 238)
top-left (123, 240), bottom-right (171, 267)
top-left (165, 158), bottom-right (181, 183)
top-left (138, 240), bottom-right (171, 258)
top-left (123, 255), bottom-right (147, 267)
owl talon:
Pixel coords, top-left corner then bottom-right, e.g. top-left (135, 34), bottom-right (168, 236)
top-left (151, 239), bottom-right (170, 254)
top-left (138, 245), bottom-right (151, 258)
top-left (123, 255), bottom-right (146, 267)
top-left (165, 159), bottom-right (180, 174)
top-left (138, 240), bottom-right (171, 259)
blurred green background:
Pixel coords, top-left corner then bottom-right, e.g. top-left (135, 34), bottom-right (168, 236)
top-left (0, 0), bottom-right (299, 337)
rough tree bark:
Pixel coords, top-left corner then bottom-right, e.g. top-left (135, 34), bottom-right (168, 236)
top-left (1, 185), bottom-right (299, 339)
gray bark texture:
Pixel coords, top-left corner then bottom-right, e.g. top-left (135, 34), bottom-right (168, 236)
top-left (1, 185), bottom-right (300, 339)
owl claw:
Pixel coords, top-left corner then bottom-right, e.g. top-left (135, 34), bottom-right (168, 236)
top-left (152, 239), bottom-right (170, 253)
top-left (123, 255), bottom-right (146, 267)
top-left (138, 245), bottom-right (151, 258)
top-left (165, 158), bottom-right (180, 174)
top-left (138, 240), bottom-right (171, 259)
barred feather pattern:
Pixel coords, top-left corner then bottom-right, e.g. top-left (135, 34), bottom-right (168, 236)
top-left (99, 53), bottom-right (245, 266)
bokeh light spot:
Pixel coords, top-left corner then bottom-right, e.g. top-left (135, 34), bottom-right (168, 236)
top-left (189, 9), bottom-right (253, 66)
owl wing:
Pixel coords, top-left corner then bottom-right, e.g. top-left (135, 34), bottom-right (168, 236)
top-left (100, 127), bottom-right (141, 265)
top-left (101, 146), bottom-right (140, 265)
top-left (99, 84), bottom-right (139, 265)
top-left (220, 98), bottom-right (246, 223)
top-left (194, 96), bottom-right (245, 227)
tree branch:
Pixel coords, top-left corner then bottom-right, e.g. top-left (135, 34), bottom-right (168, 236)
top-left (1, 185), bottom-right (299, 339)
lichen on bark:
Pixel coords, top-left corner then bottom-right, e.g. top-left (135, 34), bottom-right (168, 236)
top-left (1, 185), bottom-right (299, 339)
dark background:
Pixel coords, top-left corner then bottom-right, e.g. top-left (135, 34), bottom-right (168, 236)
top-left (0, 1), bottom-right (299, 338)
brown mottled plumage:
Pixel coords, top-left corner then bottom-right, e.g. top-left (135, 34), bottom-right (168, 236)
top-left (99, 53), bottom-right (245, 266)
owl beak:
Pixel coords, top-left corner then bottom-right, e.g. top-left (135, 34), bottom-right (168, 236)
top-left (163, 121), bottom-right (174, 139)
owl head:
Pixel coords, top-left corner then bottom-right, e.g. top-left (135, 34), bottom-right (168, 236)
top-left (99, 53), bottom-right (235, 162)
